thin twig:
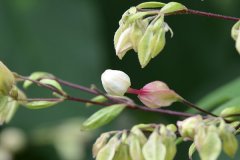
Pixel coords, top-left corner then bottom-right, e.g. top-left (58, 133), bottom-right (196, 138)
top-left (181, 99), bottom-right (218, 117)
top-left (138, 8), bottom-right (240, 22)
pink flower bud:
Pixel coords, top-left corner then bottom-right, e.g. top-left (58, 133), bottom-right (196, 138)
top-left (137, 81), bottom-right (180, 108)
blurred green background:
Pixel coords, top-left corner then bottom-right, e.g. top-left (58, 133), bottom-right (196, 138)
top-left (0, 0), bottom-right (240, 159)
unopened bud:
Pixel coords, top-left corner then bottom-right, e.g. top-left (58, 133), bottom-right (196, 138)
top-left (0, 61), bottom-right (15, 96)
top-left (177, 115), bottom-right (203, 140)
top-left (231, 20), bottom-right (240, 54)
top-left (138, 81), bottom-right (181, 108)
top-left (101, 69), bottom-right (131, 96)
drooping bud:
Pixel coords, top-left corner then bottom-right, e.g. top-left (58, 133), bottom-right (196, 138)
top-left (177, 115), bottom-right (203, 140)
top-left (142, 128), bottom-right (167, 160)
top-left (93, 133), bottom-right (111, 158)
top-left (231, 20), bottom-right (240, 54)
top-left (0, 61), bottom-right (15, 96)
top-left (219, 120), bottom-right (238, 158)
top-left (194, 125), bottom-right (222, 160)
top-left (101, 69), bottom-right (131, 96)
top-left (138, 81), bottom-right (181, 108)
top-left (96, 135), bottom-right (121, 160)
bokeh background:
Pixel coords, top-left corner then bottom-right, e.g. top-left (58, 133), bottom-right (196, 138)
top-left (0, 0), bottom-right (240, 159)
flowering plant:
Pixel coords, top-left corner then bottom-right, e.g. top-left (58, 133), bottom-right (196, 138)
top-left (1, 1), bottom-right (240, 160)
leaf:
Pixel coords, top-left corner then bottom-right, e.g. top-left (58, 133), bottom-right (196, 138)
top-left (195, 126), bottom-right (222, 160)
top-left (23, 72), bottom-right (54, 89)
top-left (189, 77), bottom-right (240, 113)
top-left (136, 2), bottom-right (166, 9)
top-left (24, 101), bottom-right (59, 109)
top-left (188, 143), bottom-right (196, 160)
top-left (160, 2), bottom-right (187, 14)
top-left (142, 129), bottom-right (166, 160)
top-left (81, 104), bottom-right (126, 131)
top-left (96, 135), bottom-right (120, 160)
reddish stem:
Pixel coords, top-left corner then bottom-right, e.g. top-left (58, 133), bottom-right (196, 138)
top-left (127, 88), bottom-right (141, 95)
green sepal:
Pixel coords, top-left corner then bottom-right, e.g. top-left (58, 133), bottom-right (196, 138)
top-left (23, 72), bottom-right (54, 89)
top-left (136, 2), bottom-right (166, 9)
top-left (160, 2), bottom-right (187, 14)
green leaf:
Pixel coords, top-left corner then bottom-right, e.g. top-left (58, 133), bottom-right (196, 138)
top-left (24, 101), bottom-right (59, 109)
top-left (195, 126), bottom-right (222, 160)
top-left (189, 77), bottom-right (240, 113)
top-left (81, 104), bottom-right (126, 131)
top-left (23, 72), bottom-right (54, 89)
top-left (160, 2), bottom-right (187, 14)
top-left (142, 128), bottom-right (166, 160)
top-left (136, 2), bottom-right (166, 9)
top-left (188, 143), bottom-right (196, 160)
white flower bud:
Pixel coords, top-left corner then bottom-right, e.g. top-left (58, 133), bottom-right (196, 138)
top-left (101, 69), bottom-right (131, 96)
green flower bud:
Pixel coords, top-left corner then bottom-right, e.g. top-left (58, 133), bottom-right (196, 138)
top-left (93, 133), bottom-right (111, 158)
top-left (194, 125), bottom-right (222, 160)
top-left (219, 121), bottom-right (238, 158)
top-left (231, 20), bottom-right (240, 54)
top-left (81, 104), bottom-right (126, 131)
top-left (160, 2), bottom-right (187, 14)
top-left (220, 105), bottom-right (240, 121)
top-left (113, 142), bottom-right (131, 160)
top-left (0, 96), bottom-right (18, 124)
top-left (96, 135), bottom-right (121, 160)
top-left (142, 128), bottom-right (167, 160)
top-left (177, 115), bottom-right (203, 140)
top-left (127, 133), bottom-right (145, 160)
top-left (0, 61), bottom-right (15, 96)
top-left (138, 24), bottom-right (155, 68)
top-left (160, 125), bottom-right (177, 160)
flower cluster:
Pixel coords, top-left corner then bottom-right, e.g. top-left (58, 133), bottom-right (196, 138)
top-left (93, 124), bottom-right (177, 160)
top-left (177, 116), bottom-right (238, 159)
top-left (114, 2), bottom-right (187, 68)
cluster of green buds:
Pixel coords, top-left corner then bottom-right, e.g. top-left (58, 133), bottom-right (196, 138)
top-left (0, 62), bottom-right (26, 124)
top-left (232, 20), bottom-right (240, 54)
top-left (114, 2), bottom-right (187, 68)
top-left (93, 123), bottom-right (177, 160)
top-left (177, 116), bottom-right (239, 160)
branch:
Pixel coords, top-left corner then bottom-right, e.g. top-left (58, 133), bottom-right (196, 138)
top-left (138, 8), bottom-right (240, 22)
